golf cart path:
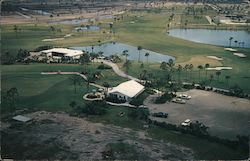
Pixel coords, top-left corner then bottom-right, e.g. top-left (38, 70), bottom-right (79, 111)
top-left (95, 59), bottom-right (140, 82)
top-left (41, 72), bottom-right (105, 89)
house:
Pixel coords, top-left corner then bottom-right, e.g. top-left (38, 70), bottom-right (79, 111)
top-left (107, 80), bottom-right (145, 102)
top-left (40, 48), bottom-right (84, 62)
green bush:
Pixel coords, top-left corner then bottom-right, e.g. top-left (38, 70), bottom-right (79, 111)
top-left (97, 64), bottom-right (112, 70)
top-left (155, 93), bottom-right (174, 104)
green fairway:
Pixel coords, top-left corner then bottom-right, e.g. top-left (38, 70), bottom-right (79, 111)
top-left (1, 63), bottom-right (126, 112)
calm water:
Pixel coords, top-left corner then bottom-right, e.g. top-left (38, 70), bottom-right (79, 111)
top-left (49, 19), bottom-right (89, 25)
top-left (169, 29), bottom-right (250, 48)
top-left (71, 42), bottom-right (175, 63)
top-left (73, 26), bottom-right (100, 32)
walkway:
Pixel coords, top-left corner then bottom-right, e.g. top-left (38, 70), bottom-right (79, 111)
top-left (41, 71), bottom-right (105, 89)
top-left (205, 15), bottom-right (216, 25)
top-left (95, 59), bottom-right (141, 82)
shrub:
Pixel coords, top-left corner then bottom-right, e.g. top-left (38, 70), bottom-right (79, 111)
top-left (155, 93), bottom-right (174, 104)
top-left (97, 64), bottom-right (112, 70)
top-left (106, 97), bottom-right (126, 103)
top-left (128, 108), bottom-right (149, 121)
top-left (83, 101), bottom-right (107, 115)
top-left (34, 45), bottom-right (53, 52)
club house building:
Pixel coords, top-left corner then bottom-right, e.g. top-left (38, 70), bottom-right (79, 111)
top-left (107, 80), bottom-right (145, 102)
top-left (40, 48), bottom-right (84, 62)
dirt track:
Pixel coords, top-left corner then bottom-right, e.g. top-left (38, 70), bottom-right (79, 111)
top-left (1, 111), bottom-right (193, 160)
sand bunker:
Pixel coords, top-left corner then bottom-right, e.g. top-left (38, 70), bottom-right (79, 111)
top-left (233, 53), bottom-right (247, 58)
top-left (207, 56), bottom-right (223, 61)
top-left (206, 67), bottom-right (232, 71)
top-left (42, 38), bottom-right (65, 42)
top-left (64, 34), bottom-right (72, 38)
top-left (224, 48), bottom-right (237, 52)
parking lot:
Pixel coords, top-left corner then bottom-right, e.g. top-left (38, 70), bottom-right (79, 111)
top-left (145, 89), bottom-right (250, 140)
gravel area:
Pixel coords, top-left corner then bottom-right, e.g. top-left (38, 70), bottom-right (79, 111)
top-left (145, 89), bottom-right (250, 139)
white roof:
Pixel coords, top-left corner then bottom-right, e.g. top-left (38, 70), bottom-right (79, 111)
top-left (12, 115), bottom-right (32, 122)
top-left (108, 80), bottom-right (144, 98)
top-left (41, 48), bottom-right (83, 57)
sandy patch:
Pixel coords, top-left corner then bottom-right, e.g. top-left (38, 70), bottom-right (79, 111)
top-left (206, 67), bottom-right (232, 71)
top-left (233, 53), bottom-right (247, 58)
top-left (178, 56), bottom-right (222, 67)
top-left (42, 38), bottom-right (65, 42)
top-left (206, 56), bottom-right (223, 61)
top-left (64, 34), bottom-right (72, 38)
top-left (224, 48), bottom-right (237, 52)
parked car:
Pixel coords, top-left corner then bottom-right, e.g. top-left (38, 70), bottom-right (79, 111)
top-left (177, 94), bottom-right (191, 100)
top-left (181, 119), bottom-right (191, 126)
top-left (152, 112), bottom-right (168, 118)
top-left (172, 98), bottom-right (186, 104)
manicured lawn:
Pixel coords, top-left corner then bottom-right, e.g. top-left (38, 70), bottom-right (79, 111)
top-left (1, 63), bottom-right (126, 113)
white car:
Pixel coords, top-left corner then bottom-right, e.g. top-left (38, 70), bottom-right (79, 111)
top-left (181, 119), bottom-right (191, 126)
top-left (177, 94), bottom-right (191, 100)
top-left (172, 98), bottom-right (186, 104)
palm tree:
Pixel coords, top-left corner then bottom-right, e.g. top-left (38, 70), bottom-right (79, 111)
top-left (137, 46), bottom-right (142, 62)
top-left (205, 63), bottom-right (210, 79)
top-left (229, 37), bottom-right (233, 47)
top-left (50, 26), bottom-right (56, 36)
top-left (167, 59), bottom-right (175, 81)
top-left (103, 82), bottom-right (110, 94)
top-left (145, 52), bottom-right (150, 63)
top-left (234, 40), bottom-right (238, 48)
top-left (177, 65), bottom-right (182, 82)
top-left (189, 64), bottom-right (193, 80)
top-left (209, 74), bottom-right (214, 83)
top-left (122, 50), bottom-right (129, 61)
top-left (13, 25), bottom-right (18, 38)
top-left (79, 54), bottom-right (90, 73)
top-left (109, 23), bottom-right (113, 33)
top-left (123, 60), bottom-right (131, 75)
top-left (160, 61), bottom-right (167, 70)
top-left (225, 75), bottom-right (231, 86)
top-left (184, 64), bottom-right (189, 80)
top-left (197, 65), bottom-right (203, 81)
top-left (69, 75), bottom-right (82, 94)
top-left (215, 71), bottom-right (221, 81)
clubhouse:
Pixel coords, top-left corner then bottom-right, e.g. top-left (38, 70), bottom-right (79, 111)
top-left (107, 80), bottom-right (145, 102)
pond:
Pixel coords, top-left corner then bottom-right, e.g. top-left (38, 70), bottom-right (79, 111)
top-left (73, 26), bottom-right (100, 32)
top-left (71, 42), bottom-right (175, 63)
top-left (49, 19), bottom-right (89, 25)
top-left (168, 29), bottom-right (250, 48)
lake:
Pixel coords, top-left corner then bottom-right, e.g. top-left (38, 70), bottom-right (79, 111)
top-left (73, 26), bottom-right (100, 32)
top-left (168, 29), bottom-right (250, 48)
top-left (71, 42), bottom-right (175, 63)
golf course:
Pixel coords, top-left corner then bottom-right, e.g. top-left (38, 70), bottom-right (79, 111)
top-left (1, 2), bottom-right (250, 160)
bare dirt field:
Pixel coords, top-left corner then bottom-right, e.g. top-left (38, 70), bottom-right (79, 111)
top-left (145, 89), bottom-right (250, 140)
top-left (1, 111), bottom-right (193, 160)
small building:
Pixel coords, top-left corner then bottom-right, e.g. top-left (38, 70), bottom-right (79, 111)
top-left (40, 48), bottom-right (84, 61)
top-left (107, 80), bottom-right (145, 102)
top-left (12, 115), bottom-right (32, 123)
